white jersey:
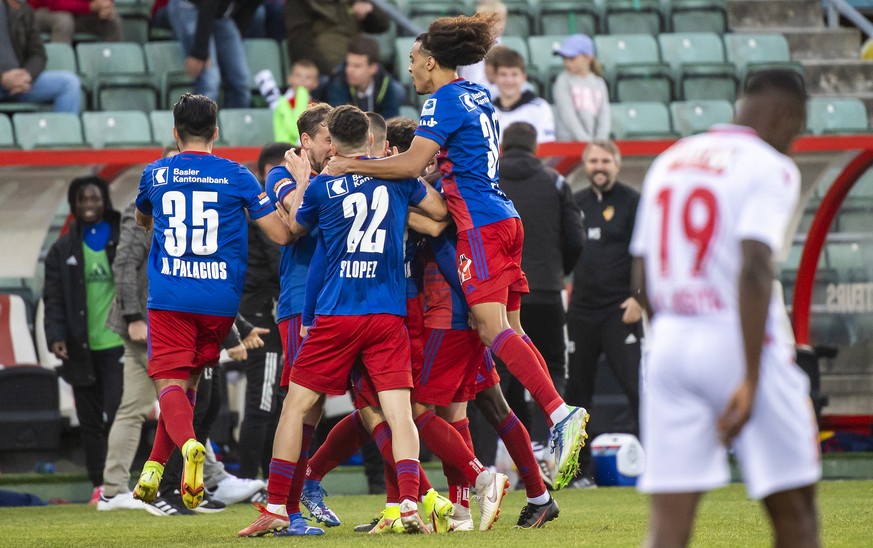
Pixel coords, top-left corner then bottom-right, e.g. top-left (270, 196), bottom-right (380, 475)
top-left (630, 124), bottom-right (799, 327)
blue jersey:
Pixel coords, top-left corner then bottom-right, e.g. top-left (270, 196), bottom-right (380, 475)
top-left (295, 161), bottom-right (427, 316)
top-left (265, 165), bottom-right (318, 322)
top-left (415, 79), bottom-right (518, 232)
top-left (421, 233), bottom-right (469, 330)
top-left (136, 151), bottom-right (273, 316)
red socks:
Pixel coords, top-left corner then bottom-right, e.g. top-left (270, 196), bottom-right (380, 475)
top-left (395, 459), bottom-right (420, 504)
top-left (307, 411), bottom-right (369, 481)
top-left (286, 424), bottom-right (315, 513)
top-left (521, 334), bottom-right (551, 376)
top-left (148, 385), bottom-right (196, 465)
top-left (491, 329), bottom-right (564, 421)
top-left (497, 412), bottom-right (547, 499)
top-left (415, 410), bottom-right (484, 485)
top-left (447, 418), bottom-right (474, 508)
top-left (267, 458), bottom-right (296, 506)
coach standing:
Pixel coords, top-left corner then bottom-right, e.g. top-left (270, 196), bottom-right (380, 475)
top-left (565, 140), bottom-right (642, 487)
top-left (497, 122), bottom-right (584, 442)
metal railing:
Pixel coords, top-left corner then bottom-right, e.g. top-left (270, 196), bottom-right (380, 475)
top-left (824, 0), bottom-right (873, 39)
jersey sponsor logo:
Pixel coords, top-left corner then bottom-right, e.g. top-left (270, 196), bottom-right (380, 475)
top-left (419, 118), bottom-right (438, 128)
top-left (326, 178), bottom-right (349, 198)
top-left (458, 253), bottom-right (472, 283)
top-left (459, 93), bottom-right (477, 112)
top-left (421, 98), bottom-right (437, 116)
top-left (603, 205), bottom-right (614, 221)
top-left (172, 168), bottom-right (228, 185)
top-left (153, 167), bottom-right (169, 186)
top-left (160, 257), bottom-right (228, 280)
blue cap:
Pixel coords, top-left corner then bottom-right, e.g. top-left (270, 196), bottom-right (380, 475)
top-left (553, 34), bottom-right (595, 58)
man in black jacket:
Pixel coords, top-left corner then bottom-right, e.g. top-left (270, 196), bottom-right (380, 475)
top-left (497, 122), bottom-right (584, 443)
top-left (44, 176), bottom-right (123, 502)
top-left (565, 139), bottom-right (642, 486)
top-left (324, 37), bottom-right (402, 120)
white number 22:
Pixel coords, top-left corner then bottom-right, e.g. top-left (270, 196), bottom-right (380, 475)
top-left (343, 185), bottom-right (388, 253)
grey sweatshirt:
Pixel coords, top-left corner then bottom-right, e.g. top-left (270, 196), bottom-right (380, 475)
top-left (553, 71), bottom-right (611, 141)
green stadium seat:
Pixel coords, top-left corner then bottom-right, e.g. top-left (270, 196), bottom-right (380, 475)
top-left (539, 0), bottom-right (599, 36)
top-left (44, 43), bottom-right (77, 73)
top-left (394, 37), bottom-right (417, 87)
top-left (603, 0), bottom-right (663, 35)
top-left (0, 102), bottom-right (40, 114)
top-left (0, 114), bottom-right (14, 148)
top-left (75, 42), bottom-right (158, 111)
top-left (526, 35), bottom-right (570, 101)
top-left (82, 110), bottom-right (153, 148)
top-left (614, 66), bottom-right (673, 103)
top-left (364, 21), bottom-right (398, 70)
top-left (149, 110), bottom-right (175, 147)
top-left (144, 41), bottom-right (195, 109)
top-left (244, 39), bottom-right (284, 89)
top-left (658, 33), bottom-right (737, 101)
top-left (12, 112), bottom-right (83, 150)
top-left (594, 34), bottom-right (673, 103)
top-left (669, 0), bottom-right (727, 34)
top-left (669, 99), bottom-right (733, 136)
top-left (503, 0), bottom-right (535, 38)
top-left (399, 104), bottom-right (419, 120)
top-left (217, 108), bottom-right (274, 146)
top-left (806, 98), bottom-right (869, 135)
top-left (610, 101), bottom-right (677, 139)
top-left (723, 33), bottom-right (791, 76)
top-left (499, 36), bottom-right (530, 66)
top-left (408, 2), bottom-right (468, 32)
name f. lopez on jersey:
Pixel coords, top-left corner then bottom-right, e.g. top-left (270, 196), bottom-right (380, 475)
top-left (136, 152), bottom-right (274, 317)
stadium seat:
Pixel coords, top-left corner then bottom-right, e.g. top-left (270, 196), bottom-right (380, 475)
top-left (149, 110), bottom-right (175, 147)
top-left (81, 110), bottom-right (153, 148)
top-left (669, 0), bottom-right (727, 34)
top-left (44, 42), bottom-right (78, 73)
top-left (594, 34), bottom-right (673, 103)
top-left (0, 365), bottom-right (64, 451)
top-left (806, 97), bottom-right (869, 135)
top-left (408, 1), bottom-right (468, 32)
top-left (539, 0), bottom-right (599, 36)
top-left (669, 99), bottom-right (733, 136)
top-left (0, 294), bottom-right (37, 366)
top-left (217, 108), bottom-right (274, 146)
top-left (526, 35), bottom-right (570, 101)
top-left (244, 38), bottom-right (284, 97)
top-left (75, 42), bottom-right (158, 111)
top-left (394, 37), bottom-right (417, 87)
top-left (837, 210), bottom-right (873, 233)
top-left (502, 0), bottom-right (535, 38)
top-left (12, 112), bottom-right (83, 150)
top-left (364, 21), bottom-right (398, 69)
top-left (603, 0), bottom-right (663, 35)
top-left (723, 33), bottom-right (791, 76)
top-left (610, 101), bottom-right (677, 139)
top-left (144, 41), bottom-right (195, 109)
top-left (399, 104), bottom-right (419, 120)
top-left (499, 35), bottom-right (530, 66)
top-left (658, 33), bottom-right (737, 101)
top-left (0, 115), bottom-right (14, 148)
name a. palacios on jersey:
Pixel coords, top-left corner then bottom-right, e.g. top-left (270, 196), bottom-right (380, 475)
top-left (160, 257), bottom-right (229, 280)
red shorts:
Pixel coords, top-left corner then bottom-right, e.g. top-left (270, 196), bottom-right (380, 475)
top-left (474, 346), bottom-right (501, 394)
top-left (147, 309), bottom-right (236, 381)
top-left (457, 218), bottom-right (529, 310)
top-left (289, 314), bottom-right (413, 396)
top-left (406, 297), bottom-right (425, 374)
top-left (412, 328), bottom-right (482, 407)
top-left (278, 315), bottom-right (303, 388)
top-left (349, 359), bottom-right (380, 410)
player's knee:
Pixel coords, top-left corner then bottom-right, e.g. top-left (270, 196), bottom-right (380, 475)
top-left (475, 386), bottom-right (511, 427)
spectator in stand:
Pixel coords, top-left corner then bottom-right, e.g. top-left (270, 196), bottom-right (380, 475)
top-left (324, 37), bottom-right (402, 120)
top-left (490, 47), bottom-right (555, 144)
top-left (44, 176), bottom-right (124, 505)
top-left (553, 34), bottom-right (610, 142)
top-left (0, 0), bottom-right (81, 114)
top-left (29, 0), bottom-right (122, 43)
top-left (167, 0), bottom-right (260, 108)
top-left (255, 59), bottom-right (320, 145)
top-left (458, 0), bottom-right (507, 96)
top-left (497, 121), bottom-right (584, 443)
top-left (284, 0), bottom-right (390, 77)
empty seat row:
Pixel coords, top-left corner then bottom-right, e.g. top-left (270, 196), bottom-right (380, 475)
top-left (0, 109), bottom-right (276, 150)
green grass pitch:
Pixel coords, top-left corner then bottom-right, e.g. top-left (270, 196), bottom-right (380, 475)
top-left (1, 481), bottom-right (870, 547)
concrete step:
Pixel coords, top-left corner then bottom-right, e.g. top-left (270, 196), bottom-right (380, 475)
top-left (776, 27), bottom-right (863, 61)
top-left (802, 59), bottom-right (873, 95)
top-left (727, 0), bottom-right (823, 30)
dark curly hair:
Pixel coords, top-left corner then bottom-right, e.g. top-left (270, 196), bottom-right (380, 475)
top-left (327, 105), bottom-right (370, 151)
top-left (418, 13), bottom-right (499, 70)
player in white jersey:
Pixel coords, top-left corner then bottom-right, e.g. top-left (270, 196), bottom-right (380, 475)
top-left (629, 69), bottom-right (821, 547)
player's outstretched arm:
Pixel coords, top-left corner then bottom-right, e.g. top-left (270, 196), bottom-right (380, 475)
top-left (256, 211), bottom-right (293, 245)
top-left (415, 182), bottom-right (449, 222)
top-left (327, 136), bottom-right (440, 179)
top-left (718, 239), bottom-right (773, 445)
top-left (135, 207), bottom-right (153, 231)
top-left (408, 211), bottom-right (449, 237)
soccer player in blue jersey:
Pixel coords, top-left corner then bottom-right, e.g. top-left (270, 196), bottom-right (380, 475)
top-left (327, 14), bottom-right (589, 489)
top-left (239, 105), bottom-right (452, 536)
top-left (131, 93), bottom-right (291, 510)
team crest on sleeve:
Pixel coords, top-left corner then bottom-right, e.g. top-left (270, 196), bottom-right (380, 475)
top-left (152, 166), bottom-right (169, 186)
top-left (458, 253), bottom-right (473, 283)
top-left (326, 178), bottom-right (349, 198)
top-left (421, 98), bottom-right (437, 116)
top-left (459, 93), bottom-right (476, 112)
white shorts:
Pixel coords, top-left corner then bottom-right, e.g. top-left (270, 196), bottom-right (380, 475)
top-left (637, 316), bottom-right (821, 500)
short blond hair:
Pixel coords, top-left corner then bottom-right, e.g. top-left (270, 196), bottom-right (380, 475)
top-left (582, 140), bottom-right (622, 166)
